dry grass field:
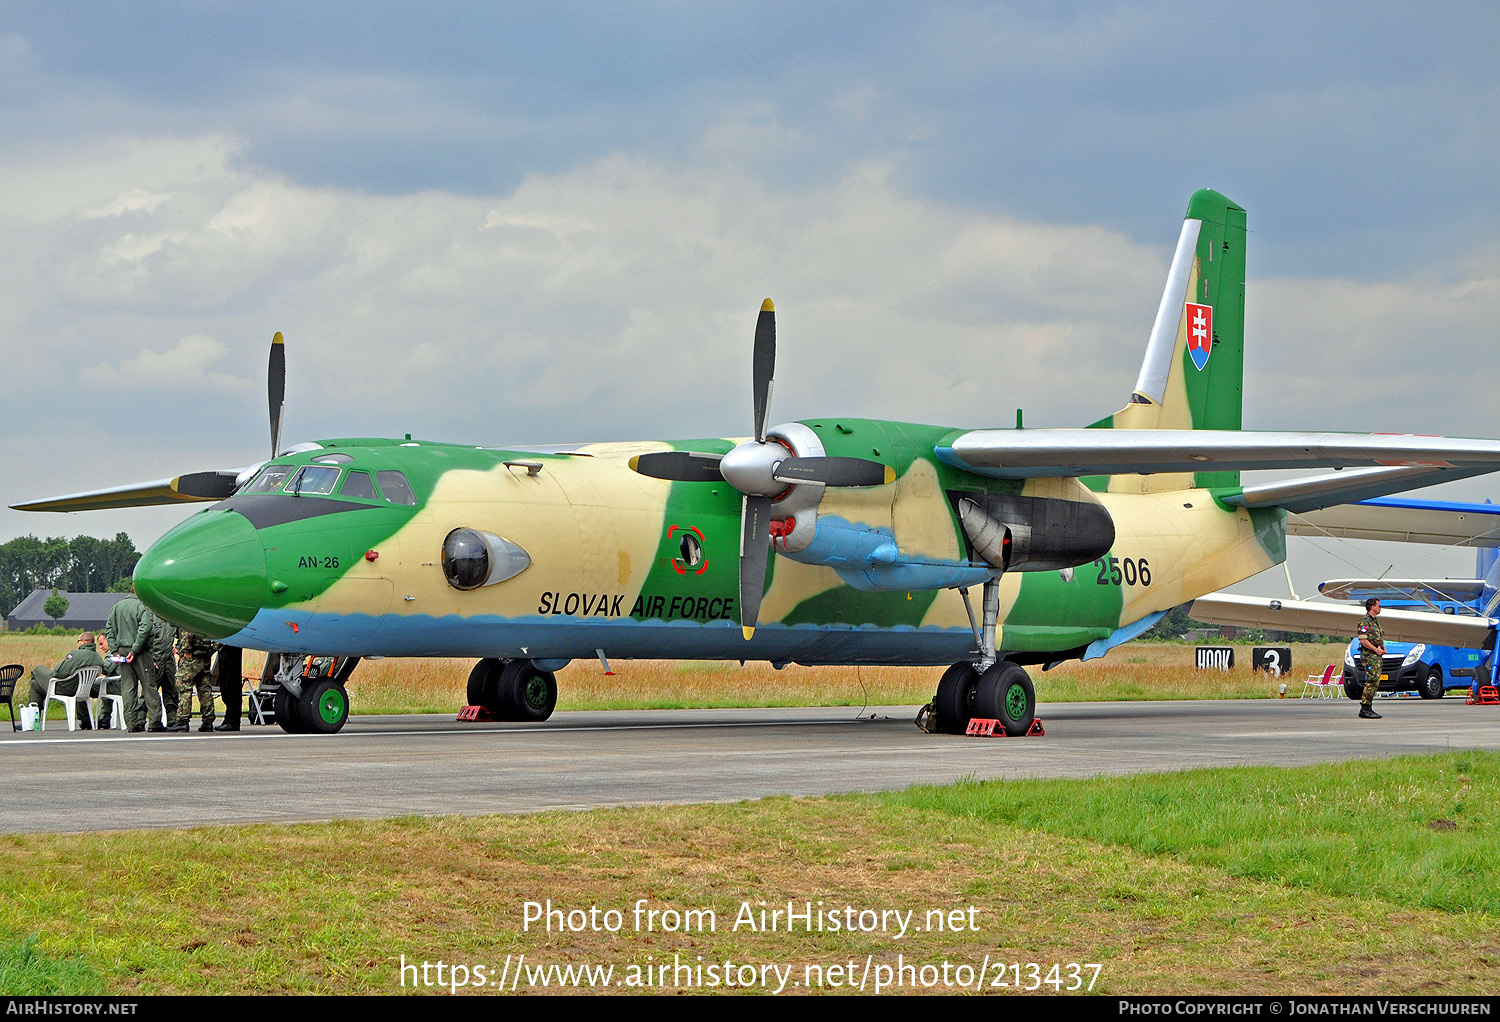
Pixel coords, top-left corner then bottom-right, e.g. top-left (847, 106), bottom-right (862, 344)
top-left (2, 633), bottom-right (1347, 716)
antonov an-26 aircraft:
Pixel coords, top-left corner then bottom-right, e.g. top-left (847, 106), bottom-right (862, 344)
top-left (19, 189), bottom-right (1500, 736)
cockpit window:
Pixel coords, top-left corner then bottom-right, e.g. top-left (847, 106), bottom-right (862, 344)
top-left (287, 465), bottom-right (341, 496)
top-left (242, 465), bottom-right (294, 494)
top-left (340, 470), bottom-right (377, 500)
top-left (376, 470), bottom-right (417, 506)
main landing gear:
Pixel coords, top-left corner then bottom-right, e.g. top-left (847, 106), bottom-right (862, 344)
top-left (467, 658), bottom-right (558, 722)
top-left (928, 576), bottom-right (1037, 737)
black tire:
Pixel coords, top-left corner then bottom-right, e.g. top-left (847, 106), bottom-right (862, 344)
top-left (1419, 667), bottom-right (1444, 700)
top-left (500, 660), bottom-right (557, 722)
top-left (933, 662), bottom-right (980, 734)
top-left (274, 686), bottom-right (306, 733)
top-left (299, 679), bottom-right (350, 734)
top-left (1342, 669), bottom-right (1363, 701)
top-left (975, 661), bottom-right (1035, 737)
top-left (467, 658), bottom-right (502, 708)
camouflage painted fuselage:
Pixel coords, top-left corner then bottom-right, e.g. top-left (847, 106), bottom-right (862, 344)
top-left (133, 419), bottom-right (1284, 666)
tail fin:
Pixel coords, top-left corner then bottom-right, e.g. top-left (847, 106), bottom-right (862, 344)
top-left (1091, 188), bottom-right (1246, 491)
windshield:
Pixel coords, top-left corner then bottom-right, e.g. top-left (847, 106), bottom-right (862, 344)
top-left (287, 465), bottom-right (341, 496)
top-left (242, 465), bottom-right (294, 494)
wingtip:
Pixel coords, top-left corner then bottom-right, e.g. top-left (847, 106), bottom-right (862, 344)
top-left (741, 625), bottom-right (756, 641)
top-left (760, 299), bottom-right (774, 313)
top-left (272, 331), bottom-right (284, 345)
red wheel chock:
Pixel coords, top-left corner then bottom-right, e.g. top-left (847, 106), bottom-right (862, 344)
top-left (964, 717), bottom-right (1045, 737)
top-left (1468, 686), bottom-right (1499, 706)
top-left (457, 705), bottom-right (498, 721)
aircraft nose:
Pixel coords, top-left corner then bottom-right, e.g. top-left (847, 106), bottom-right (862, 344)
top-left (134, 509), bottom-right (268, 638)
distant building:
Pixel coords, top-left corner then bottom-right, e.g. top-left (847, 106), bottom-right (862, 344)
top-left (5, 590), bottom-right (130, 631)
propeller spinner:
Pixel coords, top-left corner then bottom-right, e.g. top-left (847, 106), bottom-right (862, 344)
top-left (630, 300), bottom-right (894, 638)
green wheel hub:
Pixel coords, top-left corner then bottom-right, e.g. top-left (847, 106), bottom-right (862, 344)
top-left (1004, 681), bottom-right (1028, 721)
top-left (523, 674), bottom-right (550, 710)
top-left (317, 686), bottom-right (347, 724)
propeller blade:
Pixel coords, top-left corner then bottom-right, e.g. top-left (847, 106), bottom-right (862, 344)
top-left (772, 457), bottom-right (896, 487)
top-left (268, 331), bottom-right (286, 459)
top-left (752, 299), bottom-right (775, 443)
top-left (628, 450), bottom-right (726, 482)
top-left (739, 494), bottom-right (773, 639)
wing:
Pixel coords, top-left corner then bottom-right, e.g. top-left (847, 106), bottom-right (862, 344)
top-left (936, 430), bottom-right (1500, 480)
top-left (1189, 593), bottom-right (1497, 647)
top-left (1287, 496), bottom-right (1500, 547)
top-left (10, 471), bottom-right (242, 513)
top-left (1316, 578), bottom-right (1488, 604)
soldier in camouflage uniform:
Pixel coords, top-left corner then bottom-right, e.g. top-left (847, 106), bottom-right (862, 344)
top-left (176, 631), bottom-right (218, 732)
top-left (1355, 597), bottom-right (1387, 719)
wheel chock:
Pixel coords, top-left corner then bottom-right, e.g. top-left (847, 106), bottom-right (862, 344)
top-left (966, 717), bottom-right (998, 736)
top-left (1026, 718), bottom-right (1045, 737)
top-left (457, 705), bottom-right (497, 722)
top-left (1469, 686), bottom-right (1500, 706)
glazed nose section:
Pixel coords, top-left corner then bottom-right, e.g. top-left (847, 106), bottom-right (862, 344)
top-left (134, 509), bottom-right (268, 638)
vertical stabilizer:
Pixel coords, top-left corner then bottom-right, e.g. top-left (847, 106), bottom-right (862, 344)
top-left (1091, 188), bottom-right (1246, 491)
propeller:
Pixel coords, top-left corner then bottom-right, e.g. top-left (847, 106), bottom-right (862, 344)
top-left (630, 299), bottom-right (894, 638)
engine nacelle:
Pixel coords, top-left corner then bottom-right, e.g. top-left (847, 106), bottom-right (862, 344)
top-left (957, 492), bottom-right (1114, 572)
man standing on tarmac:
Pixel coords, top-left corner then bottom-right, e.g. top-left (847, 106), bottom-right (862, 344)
top-left (104, 582), bottom-right (159, 732)
top-left (150, 615), bottom-right (185, 731)
top-left (1356, 597), bottom-right (1388, 720)
top-left (177, 631), bottom-right (218, 732)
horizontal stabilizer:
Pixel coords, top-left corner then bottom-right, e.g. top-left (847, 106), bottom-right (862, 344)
top-left (10, 471), bottom-right (240, 513)
top-left (1189, 593), bottom-right (1497, 647)
top-left (1317, 578), bottom-right (1487, 604)
top-left (937, 430), bottom-right (1500, 480)
top-left (1289, 497), bottom-right (1500, 547)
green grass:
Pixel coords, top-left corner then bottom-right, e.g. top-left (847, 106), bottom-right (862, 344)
top-left (0, 933), bottom-right (104, 995)
top-left (0, 754), bottom-right (1495, 994)
top-left (879, 751), bottom-right (1500, 914)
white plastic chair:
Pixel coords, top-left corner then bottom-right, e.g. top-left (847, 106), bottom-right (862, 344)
top-left (97, 673), bottom-right (126, 731)
top-left (42, 666), bottom-right (99, 731)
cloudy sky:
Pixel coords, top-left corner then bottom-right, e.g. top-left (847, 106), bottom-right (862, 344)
top-left (4, 2), bottom-right (1499, 596)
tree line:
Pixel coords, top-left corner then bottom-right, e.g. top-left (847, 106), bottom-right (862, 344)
top-left (0, 533), bottom-right (140, 619)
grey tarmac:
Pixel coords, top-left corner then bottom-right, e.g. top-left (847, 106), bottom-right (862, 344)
top-left (1, 697), bottom-right (1496, 833)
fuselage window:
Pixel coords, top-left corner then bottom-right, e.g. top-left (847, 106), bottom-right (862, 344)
top-left (377, 470), bottom-right (417, 506)
top-left (243, 465), bottom-right (294, 494)
top-left (288, 465), bottom-right (342, 496)
top-left (340, 470), bottom-right (378, 500)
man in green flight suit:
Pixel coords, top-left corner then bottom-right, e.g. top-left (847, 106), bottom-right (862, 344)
top-left (149, 615), bottom-right (185, 731)
top-left (105, 583), bottom-right (160, 732)
top-left (1356, 597), bottom-right (1387, 720)
top-left (28, 632), bottom-right (107, 727)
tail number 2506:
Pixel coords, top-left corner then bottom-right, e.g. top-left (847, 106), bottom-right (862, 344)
top-left (1094, 556), bottom-right (1150, 587)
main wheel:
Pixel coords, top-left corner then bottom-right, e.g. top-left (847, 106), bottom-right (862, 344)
top-left (1419, 667), bottom-right (1444, 699)
top-left (933, 662), bottom-right (980, 734)
top-left (975, 661), bottom-right (1035, 737)
top-left (500, 661), bottom-right (557, 722)
top-left (300, 679), bottom-right (350, 734)
top-left (274, 687), bottom-right (306, 733)
top-left (467, 658), bottom-right (504, 708)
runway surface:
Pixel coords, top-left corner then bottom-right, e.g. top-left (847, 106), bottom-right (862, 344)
top-left (2, 697), bottom-right (1496, 833)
